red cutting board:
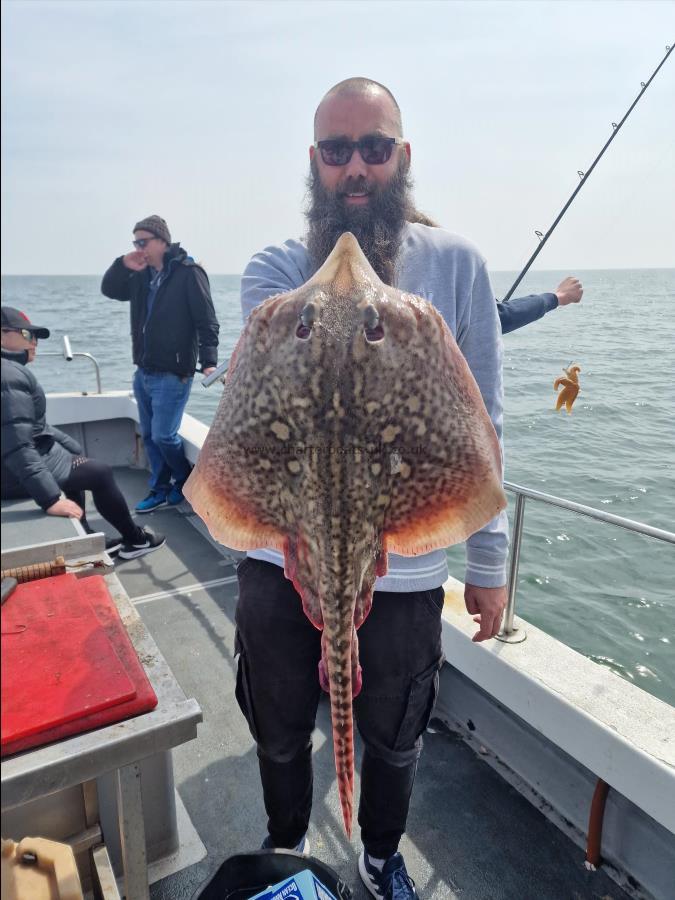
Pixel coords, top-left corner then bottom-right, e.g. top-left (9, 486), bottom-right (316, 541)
top-left (1, 575), bottom-right (136, 744)
top-left (1, 574), bottom-right (157, 756)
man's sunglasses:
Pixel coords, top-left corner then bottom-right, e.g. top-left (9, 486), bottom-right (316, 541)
top-left (313, 136), bottom-right (404, 167)
top-left (2, 328), bottom-right (37, 342)
top-left (132, 236), bottom-right (160, 249)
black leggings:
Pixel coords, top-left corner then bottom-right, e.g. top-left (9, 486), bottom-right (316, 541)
top-left (64, 457), bottom-right (141, 543)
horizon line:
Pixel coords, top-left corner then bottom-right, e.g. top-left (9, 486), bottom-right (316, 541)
top-left (3, 266), bottom-right (674, 278)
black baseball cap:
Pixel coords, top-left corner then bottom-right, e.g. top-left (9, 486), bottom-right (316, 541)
top-left (1, 307), bottom-right (50, 339)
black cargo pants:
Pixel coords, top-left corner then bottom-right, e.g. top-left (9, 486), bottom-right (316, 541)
top-left (234, 556), bottom-right (444, 859)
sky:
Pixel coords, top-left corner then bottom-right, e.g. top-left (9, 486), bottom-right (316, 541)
top-left (1, 0), bottom-right (674, 275)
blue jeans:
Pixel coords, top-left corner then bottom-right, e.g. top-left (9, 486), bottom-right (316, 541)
top-left (133, 368), bottom-right (193, 493)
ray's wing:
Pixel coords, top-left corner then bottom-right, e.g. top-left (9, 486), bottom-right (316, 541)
top-left (337, 289), bottom-right (506, 558)
top-left (184, 293), bottom-right (305, 553)
top-left (183, 285), bottom-right (341, 629)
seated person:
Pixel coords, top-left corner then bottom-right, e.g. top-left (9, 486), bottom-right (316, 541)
top-left (1, 307), bottom-right (165, 560)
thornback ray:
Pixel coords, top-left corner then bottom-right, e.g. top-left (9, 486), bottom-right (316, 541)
top-left (184, 232), bottom-right (507, 836)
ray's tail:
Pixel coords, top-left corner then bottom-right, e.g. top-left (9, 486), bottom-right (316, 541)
top-left (324, 634), bottom-right (356, 836)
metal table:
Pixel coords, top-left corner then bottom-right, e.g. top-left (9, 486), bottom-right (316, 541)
top-left (1, 535), bottom-right (203, 899)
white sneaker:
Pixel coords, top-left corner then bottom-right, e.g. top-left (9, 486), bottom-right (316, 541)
top-left (260, 834), bottom-right (311, 855)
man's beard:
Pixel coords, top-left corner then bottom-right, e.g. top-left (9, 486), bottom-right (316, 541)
top-left (305, 156), bottom-right (414, 286)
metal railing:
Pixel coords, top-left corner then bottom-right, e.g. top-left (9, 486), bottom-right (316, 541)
top-left (498, 480), bottom-right (675, 643)
top-left (36, 338), bottom-right (675, 642)
top-left (38, 335), bottom-right (102, 393)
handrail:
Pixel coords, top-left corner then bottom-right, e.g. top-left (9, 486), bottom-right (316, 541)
top-left (35, 335), bottom-right (102, 394)
top-left (71, 352), bottom-right (102, 394)
top-left (504, 481), bottom-right (675, 544)
top-left (499, 480), bottom-right (675, 641)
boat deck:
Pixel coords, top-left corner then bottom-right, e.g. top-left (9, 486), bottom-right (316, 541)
top-left (1, 466), bottom-right (632, 900)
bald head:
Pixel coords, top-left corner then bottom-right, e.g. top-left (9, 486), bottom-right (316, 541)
top-left (307, 77), bottom-right (436, 282)
top-left (314, 77), bottom-right (403, 139)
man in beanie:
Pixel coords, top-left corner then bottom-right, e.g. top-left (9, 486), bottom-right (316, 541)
top-left (101, 215), bottom-right (219, 512)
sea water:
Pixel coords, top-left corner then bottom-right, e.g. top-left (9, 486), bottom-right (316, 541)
top-left (2, 269), bottom-right (673, 704)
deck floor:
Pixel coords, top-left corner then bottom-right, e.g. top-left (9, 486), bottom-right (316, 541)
top-left (2, 467), bottom-right (631, 900)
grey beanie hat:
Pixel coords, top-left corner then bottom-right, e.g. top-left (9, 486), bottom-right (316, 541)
top-left (133, 215), bottom-right (171, 244)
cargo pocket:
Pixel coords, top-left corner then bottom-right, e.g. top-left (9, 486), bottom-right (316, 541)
top-left (392, 657), bottom-right (442, 752)
top-left (234, 639), bottom-right (261, 744)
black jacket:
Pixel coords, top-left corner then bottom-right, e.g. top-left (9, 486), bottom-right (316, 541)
top-left (1, 349), bottom-right (82, 510)
top-left (101, 243), bottom-right (219, 376)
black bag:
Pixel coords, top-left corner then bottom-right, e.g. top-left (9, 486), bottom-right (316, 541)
top-left (191, 849), bottom-right (353, 900)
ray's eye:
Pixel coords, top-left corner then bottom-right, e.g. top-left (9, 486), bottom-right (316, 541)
top-left (296, 302), bottom-right (316, 340)
top-left (363, 305), bottom-right (384, 342)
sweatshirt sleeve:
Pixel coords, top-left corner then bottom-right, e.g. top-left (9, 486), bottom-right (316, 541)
top-left (101, 257), bottom-right (135, 301)
top-left (240, 240), bottom-right (311, 322)
top-left (1, 370), bottom-right (63, 511)
top-left (458, 263), bottom-right (509, 588)
top-left (497, 292), bottom-right (558, 335)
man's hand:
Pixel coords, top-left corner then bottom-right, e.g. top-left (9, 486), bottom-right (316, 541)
top-left (46, 498), bottom-right (83, 519)
top-left (122, 251), bottom-right (148, 272)
top-left (202, 367), bottom-right (216, 377)
top-left (555, 276), bottom-right (583, 306)
top-left (465, 583), bottom-right (507, 642)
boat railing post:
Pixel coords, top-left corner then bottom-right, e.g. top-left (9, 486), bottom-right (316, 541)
top-left (39, 336), bottom-right (102, 393)
top-left (73, 352), bottom-right (102, 393)
top-left (497, 490), bottom-right (527, 643)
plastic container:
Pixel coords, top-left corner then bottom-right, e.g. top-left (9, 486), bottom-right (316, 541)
top-left (1, 836), bottom-right (84, 900)
top-left (191, 850), bottom-right (352, 900)
top-left (249, 868), bottom-right (338, 899)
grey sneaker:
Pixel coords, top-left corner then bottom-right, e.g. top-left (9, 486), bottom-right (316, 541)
top-left (118, 529), bottom-right (166, 560)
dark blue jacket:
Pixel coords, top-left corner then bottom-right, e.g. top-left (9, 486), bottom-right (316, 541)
top-left (497, 292), bottom-right (558, 334)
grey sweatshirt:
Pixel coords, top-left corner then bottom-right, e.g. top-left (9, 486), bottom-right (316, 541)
top-left (240, 222), bottom-right (509, 590)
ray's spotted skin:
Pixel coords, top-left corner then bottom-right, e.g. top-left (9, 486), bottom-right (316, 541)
top-left (554, 364), bottom-right (581, 414)
top-left (184, 233), bottom-right (506, 835)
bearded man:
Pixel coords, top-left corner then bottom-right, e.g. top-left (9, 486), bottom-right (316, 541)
top-left (235, 78), bottom-right (508, 900)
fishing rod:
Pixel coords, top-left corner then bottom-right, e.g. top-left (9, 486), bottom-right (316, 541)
top-left (501, 42), bottom-right (673, 303)
top-left (202, 44), bottom-right (673, 389)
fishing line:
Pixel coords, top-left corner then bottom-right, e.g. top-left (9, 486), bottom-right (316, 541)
top-left (501, 43), bottom-right (673, 302)
top-left (587, 138), bottom-right (675, 255)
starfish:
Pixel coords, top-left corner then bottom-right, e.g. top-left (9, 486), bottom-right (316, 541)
top-left (554, 363), bottom-right (581, 414)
